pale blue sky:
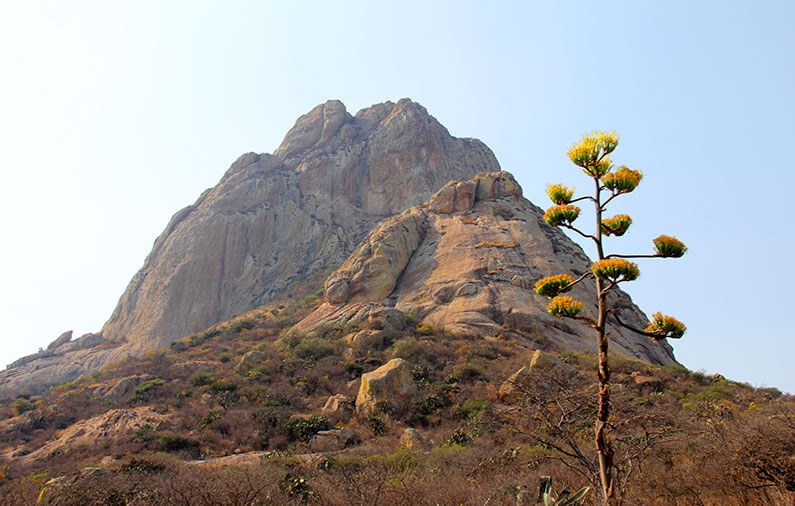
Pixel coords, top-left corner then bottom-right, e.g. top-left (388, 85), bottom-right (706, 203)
top-left (1, 1), bottom-right (793, 393)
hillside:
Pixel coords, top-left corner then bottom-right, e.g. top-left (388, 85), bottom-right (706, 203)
top-left (0, 279), bottom-right (792, 504)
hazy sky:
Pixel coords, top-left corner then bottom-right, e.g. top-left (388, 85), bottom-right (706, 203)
top-left (1, 1), bottom-right (793, 393)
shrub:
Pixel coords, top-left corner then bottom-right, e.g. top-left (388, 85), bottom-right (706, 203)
top-left (410, 364), bottom-right (432, 386)
top-left (367, 415), bottom-right (387, 436)
top-left (453, 399), bottom-right (491, 419)
top-left (10, 397), bottom-right (33, 417)
top-left (189, 372), bottom-right (215, 387)
top-left (343, 362), bottom-right (365, 379)
top-left (443, 429), bottom-right (473, 447)
top-left (130, 379), bottom-right (166, 403)
top-left (390, 337), bottom-right (425, 363)
top-left (159, 435), bottom-right (200, 454)
top-left (284, 416), bottom-right (332, 443)
top-left (293, 337), bottom-right (334, 362)
top-left (230, 319), bottom-right (255, 333)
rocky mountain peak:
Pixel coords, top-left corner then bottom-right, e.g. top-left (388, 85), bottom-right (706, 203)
top-left (1, 99), bottom-right (500, 396)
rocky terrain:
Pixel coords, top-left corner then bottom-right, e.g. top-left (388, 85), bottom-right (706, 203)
top-left (297, 171), bottom-right (675, 366)
top-left (1, 99), bottom-right (499, 396)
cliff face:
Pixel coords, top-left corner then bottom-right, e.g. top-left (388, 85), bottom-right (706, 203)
top-left (297, 171), bottom-right (677, 366)
top-left (101, 99), bottom-right (499, 353)
top-left (1, 99), bottom-right (501, 395)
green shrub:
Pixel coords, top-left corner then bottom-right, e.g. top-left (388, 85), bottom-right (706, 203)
top-left (230, 319), bottom-right (255, 333)
top-left (293, 338), bottom-right (334, 361)
top-left (443, 429), bottom-right (473, 447)
top-left (284, 416), bottom-right (332, 443)
top-left (452, 363), bottom-right (487, 383)
top-left (134, 424), bottom-right (157, 442)
top-left (453, 399), bottom-right (491, 419)
top-left (390, 337), bottom-right (425, 362)
top-left (10, 397), bottom-right (34, 417)
top-left (130, 379), bottom-right (166, 403)
top-left (410, 364), bottom-right (432, 386)
top-left (135, 379), bottom-right (166, 395)
top-left (190, 372), bottom-right (215, 387)
top-left (367, 415), bottom-right (387, 436)
top-left (199, 411), bottom-right (222, 430)
top-left (159, 435), bottom-right (200, 454)
top-left (343, 362), bottom-right (365, 379)
top-left (374, 400), bottom-right (395, 415)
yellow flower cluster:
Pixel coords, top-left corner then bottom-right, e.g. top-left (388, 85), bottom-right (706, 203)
top-left (543, 204), bottom-right (580, 227)
top-left (567, 131), bottom-right (618, 176)
top-left (602, 166), bottom-right (643, 194)
top-left (645, 312), bottom-right (686, 339)
top-left (534, 274), bottom-right (574, 297)
top-left (591, 258), bottom-right (640, 282)
top-left (547, 295), bottom-right (584, 318)
top-left (653, 235), bottom-right (687, 258)
top-left (546, 183), bottom-right (575, 205)
top-left (601, 214), bottom-right (633, 237)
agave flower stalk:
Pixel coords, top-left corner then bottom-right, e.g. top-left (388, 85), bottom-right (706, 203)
top-left (537, 131), bottom-right (687, 504)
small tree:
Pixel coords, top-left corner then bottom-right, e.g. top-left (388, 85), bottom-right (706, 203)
top-left (535, 131), bottom-right (687, 503)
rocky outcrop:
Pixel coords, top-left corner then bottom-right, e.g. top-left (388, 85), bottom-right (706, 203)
top-left (1, 99), bottom-right (499, 396)
top-left (101, 99), bottom-right (496, 356)
top-left (356, 358), bottom-right (417, 416)
top-left (17, 407), bottom-right (169, 464)
top-left (321, 394), bottom-right (354, 423)
top-left (47, 331), bottom-right (73, 351)
top-left (299, 172), bottom-right (678, 366)
top-left (400, 427), bottom-right (431, 451)
top-left (309, 428), bottom-right (357, 452)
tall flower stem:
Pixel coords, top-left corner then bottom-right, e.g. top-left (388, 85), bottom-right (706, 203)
top-left (593, 174), bottom-right (615, 503)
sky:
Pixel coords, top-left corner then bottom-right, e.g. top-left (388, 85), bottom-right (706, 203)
top-left (0, 1), bottom-right (793, 394)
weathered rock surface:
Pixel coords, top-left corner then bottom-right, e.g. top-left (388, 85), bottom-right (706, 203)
top-left (47, 331), bottom-right (73, 351)
top-left (628, 372), bottom-right (665, 395)
top-left (2, 99), bottom-right (499, 396)
top-left (299, 172), bottom-right (677, 366)
top-left (15, 407), bottom-right (169, 464)
top-left (400, 427), bottom-right (431, 451)
top-left (321, 394), bottom-right (354, 423)
top-left (37, 467), bottom-right (109, 506)
top-left (356, 358), bottom-right (417, 416)
top-left (309, 428), bottom-right (357, 452)
top-left (102, 374), bottom-right (153, 400)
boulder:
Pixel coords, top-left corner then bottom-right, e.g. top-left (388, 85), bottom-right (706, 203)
top-left (103, 374), bottom-right (151, 400)
top-left (343, 330), bottom-right (387, 350)
top-left (629, 372), bottom-right (665, 395)
top-left (356, 358), bottom-right (416, 416)
top-left (400, 427), bottom-right (431, 451)
top-left (321, 394), bottom-right (353, 423)
top-left (235, 349), bottom-right (267, 375)
top-left (309, 428), bottom-right (357, 452)
top-left (46, 331), bottom-right (73, 351)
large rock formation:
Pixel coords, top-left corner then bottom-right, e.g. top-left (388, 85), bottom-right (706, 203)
top-left (0, 99), bottom-right (500, 396)
top-left (103, 99), bottom-right (497, 353)
top-left (297, 172), bottom-right (677, 366)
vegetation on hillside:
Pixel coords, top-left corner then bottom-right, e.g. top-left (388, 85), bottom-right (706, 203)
top-left (0, 273), bottom-right (791, 504)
